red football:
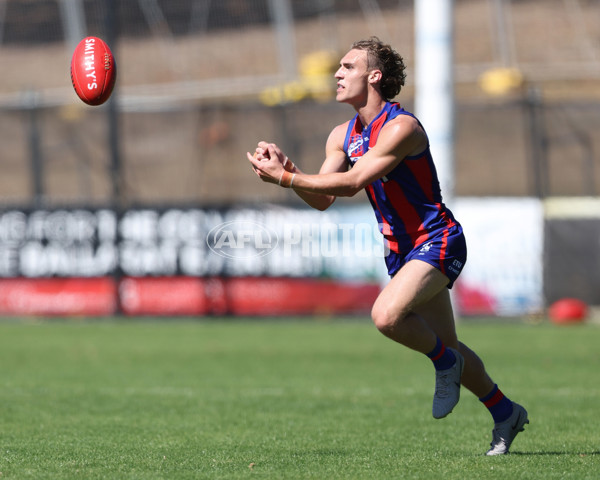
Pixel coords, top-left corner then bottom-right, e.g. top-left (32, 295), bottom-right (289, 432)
top-left (70, 36), bottom-right (117, 106)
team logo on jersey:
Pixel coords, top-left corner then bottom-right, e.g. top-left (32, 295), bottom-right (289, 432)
top-left (348, 134), bottom-right (365, 160)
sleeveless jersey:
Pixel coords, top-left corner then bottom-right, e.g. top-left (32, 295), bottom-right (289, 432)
top-left (343, 102), bottom-right (457, 256)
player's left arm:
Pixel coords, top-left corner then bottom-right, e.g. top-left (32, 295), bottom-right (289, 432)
top-left (256, 115), bottom-right (427, 197)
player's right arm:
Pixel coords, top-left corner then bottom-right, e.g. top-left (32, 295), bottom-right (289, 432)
top-left (290, 123), bottom-right (349, 211)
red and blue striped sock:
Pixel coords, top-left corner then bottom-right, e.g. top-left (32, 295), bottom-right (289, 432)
top-left (479, 384), bottom-right (514, 423)
top-left (426, 336), bottom-right (456, 371)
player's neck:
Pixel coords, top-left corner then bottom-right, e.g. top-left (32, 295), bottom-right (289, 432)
top-left (355, 97), bottom-right (387, 129)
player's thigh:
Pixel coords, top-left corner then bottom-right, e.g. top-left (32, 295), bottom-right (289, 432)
top-left (373, 259), bottom-right (449, 322)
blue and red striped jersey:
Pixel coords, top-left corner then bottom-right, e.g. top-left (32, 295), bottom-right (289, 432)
top-left (343, 102), bottom-right (457, 255)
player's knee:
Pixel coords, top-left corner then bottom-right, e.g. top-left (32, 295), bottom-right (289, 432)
top-left (371, 303), bottom-right (406, 337)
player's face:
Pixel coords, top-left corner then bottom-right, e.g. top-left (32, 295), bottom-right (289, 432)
top-left (335, 49), bottom-right (370, 105)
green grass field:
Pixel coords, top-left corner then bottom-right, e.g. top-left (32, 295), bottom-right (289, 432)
top-left (0, 318), bottom-right (598, 479)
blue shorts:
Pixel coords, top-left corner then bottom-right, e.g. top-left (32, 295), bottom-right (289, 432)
top-left (384, 224), bottom-right (467, 288)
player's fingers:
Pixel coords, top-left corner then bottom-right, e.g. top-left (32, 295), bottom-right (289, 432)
top-left (267, 144), bottom-right (288, 166)
top-left (247, 151), bottom-right (261, 167)
top-left (268, 143), bottom-right (280, 154)
top-left (254, 150), bottom-right (268, 161)
top-left (248, 152), bottom-right (268, 180)
top-left (265, 143), bottom-right (281, 161)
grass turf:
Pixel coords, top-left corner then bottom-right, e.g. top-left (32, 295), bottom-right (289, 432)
top-left (0, 318), bottom-right (598, 479)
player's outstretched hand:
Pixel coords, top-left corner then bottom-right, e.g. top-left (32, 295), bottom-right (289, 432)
top-left (247, 142), bottom-right (289, 185)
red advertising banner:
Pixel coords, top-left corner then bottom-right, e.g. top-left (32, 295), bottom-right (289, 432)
top-left (119, 276), bottom-right (380, 316)
top-left (0, 277), bottom-right (381, 317)
top-left (225, 277), bottom-right (380, 316)
top-left (0, 278), bottom-right (117, 316)
top-left (119, 277), bottom-right (227, 316)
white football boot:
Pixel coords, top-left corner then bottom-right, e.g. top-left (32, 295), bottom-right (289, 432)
top-left (486, 402), bottom-right (529, 455)
top-left (432, 347), bottom-right (464, 419)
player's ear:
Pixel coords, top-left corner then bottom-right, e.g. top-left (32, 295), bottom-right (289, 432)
top-left (368, 69), bottom-right (382, 85)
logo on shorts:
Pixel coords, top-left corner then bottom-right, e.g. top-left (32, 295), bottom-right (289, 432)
top-left (448, 259), bottom-right (464, 275)
top-left (418, 242), bottom-right (433, 255)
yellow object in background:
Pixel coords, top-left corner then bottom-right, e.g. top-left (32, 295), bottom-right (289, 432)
top-left (260, 50), bottom-right (338, 106)
top-left (478, 67), bottom-right (524, 96)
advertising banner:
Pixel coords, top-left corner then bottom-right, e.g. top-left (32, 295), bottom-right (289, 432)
top-left (119, 276), bottom-right (380, 316)
top-left (0, 206), bottom-right (385, 281)
top-left (0, 205), bottom-right (384, 316)
top-left (0, 200), bottom-right (548, 317)
top-left (0, 277), bottom-right (116, 316)
top-left (543, 198), bottom-right (600, 306)
top-left (452, 198), bottom-right (544, 316)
